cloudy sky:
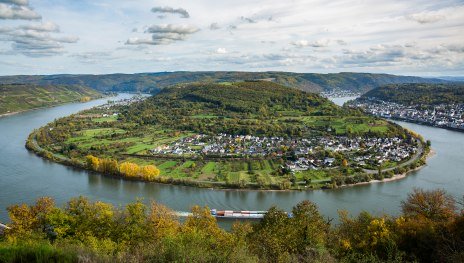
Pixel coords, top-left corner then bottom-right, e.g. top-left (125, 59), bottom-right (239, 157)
top-left (0, 0), bottom-right (463, 76)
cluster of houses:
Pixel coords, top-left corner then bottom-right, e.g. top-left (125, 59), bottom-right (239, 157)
top-left (149, 133), bottom-right (418, 171)
top-left (96, 95), bottom-right (147, 110)
top-left (350, 99), bottom-right (464, 131)
top-left (320, 88), bottom-right (361, 98)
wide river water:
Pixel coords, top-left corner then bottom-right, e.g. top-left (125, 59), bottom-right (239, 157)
top-left (0, 94), bottom-right (463, 222)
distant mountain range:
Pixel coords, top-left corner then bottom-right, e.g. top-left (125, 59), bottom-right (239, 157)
top-left (436, 76), bottom-right (464, 82)
top-left (0, 72), bottom-right (447, 94)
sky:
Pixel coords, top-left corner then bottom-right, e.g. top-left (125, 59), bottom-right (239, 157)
top-left (0, 0), bottom-right (463, 76)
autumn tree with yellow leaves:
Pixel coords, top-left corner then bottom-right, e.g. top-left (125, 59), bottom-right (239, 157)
top-left (119, 162), bottom-right (141, 178)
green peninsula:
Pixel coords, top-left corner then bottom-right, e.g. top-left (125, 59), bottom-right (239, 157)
top-left (28, 81), bottom-right (427, 189)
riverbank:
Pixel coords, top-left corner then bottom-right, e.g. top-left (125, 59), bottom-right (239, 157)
top-left (26, 125), bottom-right (431, 191)
top-left (385, 116), bottom-right (464, 134)
top-left (342, 158), bottom-right (427, 188)
top-left (350, 144), bottom-right (434, 188)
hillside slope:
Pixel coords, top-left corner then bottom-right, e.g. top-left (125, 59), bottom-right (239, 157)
top-left (123, 81), bottom-right (406, 137)
top-left (0, 84), bottom-right (102, 115)
top-left (0, 72), bottom-right (446, 94)
top-left (359, 83), bottom-right (464, 105)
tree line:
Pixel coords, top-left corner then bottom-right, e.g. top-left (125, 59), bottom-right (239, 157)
top-left (1, 188), bottom-right (463, 262)
top-left (85, 155), bottom-right (160, 181)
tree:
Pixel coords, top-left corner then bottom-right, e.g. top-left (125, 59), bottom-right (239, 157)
top-left (291, 201), bottom-right (329, 252)
top-left (86, 155), bottom-right (100, 171)
top-left (256, 174), bottom-right (267, 188)
top-left (248, 206), bottom-right (293, 261)
top-left (119, 162), bottom-right (141, 178)
top-left (303, 174), bottom-right (312, 185)
top-left (7, 197), bottom-right (55, 238)
top-left (120, 200), bottom-right (148, 246)
top-left (64, 196), bottom-right (116, 240)
top-left (401, 188), bottom-right (457, 222)
top-left (147, 201), bottom-right (179, 240)
top-left (342, 159), bottom-right (348, 167)
top-left (140, 165), bottom-right (160, 180)
top-left (334, 210), bottom-right (399, 260)
top-left (98, 158), bottom-right (119, 174)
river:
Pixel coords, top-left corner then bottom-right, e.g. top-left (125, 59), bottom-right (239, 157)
top-left (329, 96), bottom-right (358, 106)
top-left (0, 94), bottom-right (463, 223)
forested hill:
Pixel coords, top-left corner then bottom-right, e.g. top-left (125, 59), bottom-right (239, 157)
top-left (359, 83), bottom-right (464, 105)
top-left (121, 81), bottom-right (404, 137)
top-left (0, 71), bottom-right (446, 94)
top-left (0, 84), bottom-right (102, 115)
top-left (122, 81), bottom-right (338, 137)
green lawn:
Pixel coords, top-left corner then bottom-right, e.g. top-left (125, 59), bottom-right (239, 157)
top-left (201, 162), bottom-right (216, 173)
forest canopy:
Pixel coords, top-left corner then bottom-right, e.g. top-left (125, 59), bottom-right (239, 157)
top-left (121, 81), bottom-right (402, 137)
top-left (360, 83), bottom-right (464, 105)
top-left (0, 188), bottom-right (463, 262)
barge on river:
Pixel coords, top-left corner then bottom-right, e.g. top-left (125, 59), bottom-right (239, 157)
top-left (210, 209), bottom-right (293, 219)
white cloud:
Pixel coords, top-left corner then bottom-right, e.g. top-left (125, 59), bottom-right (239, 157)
top-left (291, 39), bottom-right (330, 48)
top-left (0, 3), bottom-right (40, 20)
top-left (146, 24), bottom-right (199, 34)
top-left (406, 12), bottom-right (445, 24)
top-left (127, 24), bottom-right (199, 45)
top-left (336, 40), bottom-right (347, 46)
top-left (0, 21), bottom-right (77, 56)
top-left (1, 0), bottom-right (464, 75)
top-left (0, 0), bottom-right (29, 6)
top-left (19, 22), bottom-right (60, 32)
top-left (215, 47), bottom-right (227, 54)
top-left (209, 22), bottom-right (220, 30)
top-left (151, 6), bottom-right (190, 18)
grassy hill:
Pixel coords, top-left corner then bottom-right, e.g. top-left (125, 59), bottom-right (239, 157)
top-left (359, 83), bottom-right (464, 105)
top-left (0, 84), bottom-right (102, 115)
top-left (0, 71), bottom-right (446, 94)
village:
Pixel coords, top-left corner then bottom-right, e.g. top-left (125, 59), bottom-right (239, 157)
top-left (350, 99), bottom-right (464, 131)
top-left (96, 94), bottom-right (147, 110)
top-left (149, 133), bottom-right (418, 172)
top-left (320, 88), bottom-right (361, 98)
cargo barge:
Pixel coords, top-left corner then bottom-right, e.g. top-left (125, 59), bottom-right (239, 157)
top-left (210, 209), bottom-right (293, 219)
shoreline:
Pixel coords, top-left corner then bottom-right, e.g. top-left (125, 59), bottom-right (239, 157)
top-left (341, 166), bottom-right (418, 188)
top-left (339, 147), bottom-right (434, 189)
top-left (386, 116), bottom-right (464, 134)
top-left (26, 126), bottom-right (432, 192)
